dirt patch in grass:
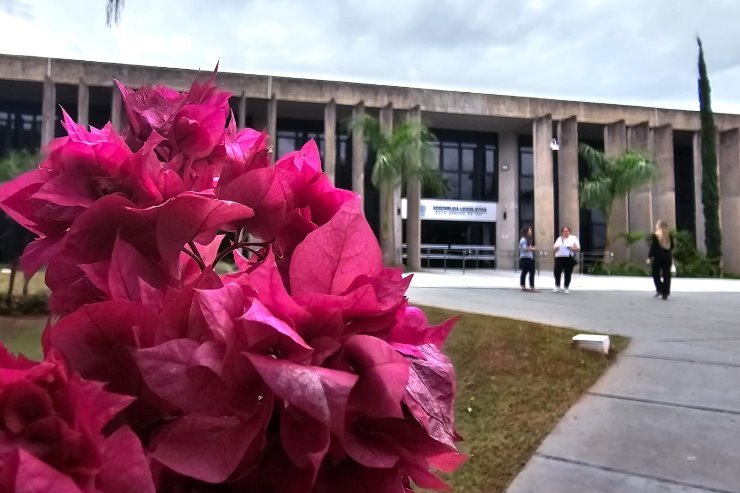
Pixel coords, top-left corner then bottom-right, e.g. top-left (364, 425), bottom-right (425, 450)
top-left (422, 306), bottom-right (628, 493)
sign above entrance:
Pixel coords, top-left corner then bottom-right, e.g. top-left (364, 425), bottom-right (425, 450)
top-left (401, 199), bottom-right (497, 222)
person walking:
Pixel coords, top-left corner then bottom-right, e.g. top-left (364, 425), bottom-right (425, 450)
top-left (519, 226), bottom-right (538, 292)
top-left (553, 226), bottom-right (580, 293)
top-left (648, 219), bottom-right (674, 300)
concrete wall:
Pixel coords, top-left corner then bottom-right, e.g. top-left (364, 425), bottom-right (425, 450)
top-left (533, 115), bottom-right (555, 268)
top-left (604, 121), bottom-right (628, 260)
top-left (4, 53), bottom-right (740, 270)
top-left (3, 54), bottom-right (740, 131)
top-left (628, 123), bottom-right (652, 260)
top-left (496, 131), bottom-right (519, 267)
top-left (651, 125), bottom-right (677, 230)
top-left (323, 100), bottom-right (336, 183)
top-left (719, 129), bottom-right (740, 275)
top-left (557, 116), bottom-right (579, 240)
top-left (692, 132), bottom-right (706, 254)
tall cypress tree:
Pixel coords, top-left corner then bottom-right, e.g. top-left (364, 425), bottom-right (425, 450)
top-left (697, 37), bottom-right (722, 266)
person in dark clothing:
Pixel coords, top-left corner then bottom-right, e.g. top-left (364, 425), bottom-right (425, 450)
top-left (519, 226), bottom-right (537, 292)
top-left (648, 219), bottom-right (674, 300)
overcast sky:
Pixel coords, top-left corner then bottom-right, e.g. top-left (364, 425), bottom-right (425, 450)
top-left (2, 0), bottom-right (740, 113)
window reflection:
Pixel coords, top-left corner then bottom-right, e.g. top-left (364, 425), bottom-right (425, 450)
top-left (429, 129), bottom-right (497, 201)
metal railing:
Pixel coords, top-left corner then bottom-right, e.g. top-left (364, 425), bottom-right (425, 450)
top-left (401, 245), bottom-right (614, 275)
top-left (500, 249), bottom-right (614, 275)
top-left (401, 244), bottom-right (496, 273)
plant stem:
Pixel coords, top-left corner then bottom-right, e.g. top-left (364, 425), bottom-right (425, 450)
top-left (213, 239), bottom-right (272, 266)
top-left (184, 241), bottom-right (206, 271)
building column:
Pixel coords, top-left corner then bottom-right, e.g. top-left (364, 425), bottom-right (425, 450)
top-left (351, 102), bottom-right (365, 197)
top-left (111, 87), bottom-right (123, 132)
top-left (604, 120), bottom-right (628, 260)
top-left (378, 104), bottom-right (399, 266)
top-left (267, 95), bottom-right (277, 164)
top-left (77, 78), bottom-right (89, 127)
top-left (496, 131), bottom-right (518, 269)
top-left (719, 129), bottom-right (740, 275)
top-left (323, 99), bottom-right (337, 184)
top-left (628, 122), bottom-right (652, 260)
top-left (41, 76), bottom-right (56, 147)
top-left (238, 92), bottom-right (247, 129)
top-left (557, 116), bottom-right (579, 240)
top-left (651, 124), bottom-right (676, 230)
top-left (692, 132), bottom-right (707, 254)
top-left (533, 115), bottom-right (555, 269)
top-left (406, 106), bottom-right (422, 272)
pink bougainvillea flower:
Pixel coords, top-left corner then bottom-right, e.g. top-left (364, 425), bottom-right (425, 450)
top-left (389, 305), bottom-right (459, 349)
top-left (0, 111), bottom-right (159, 239)
top-left (41, 195), bottom-right (160, 313)
top-left (218, 166), bottom-right (293, 242)
top-left (0, 345), bottom-right (154, 493)
top-left (290, 196), bottom-right (382, 297)
top-left (42, 301), bottom-right (160, 398)
top-left (228, 249), bottom-right (312, 329)
top-left (0, 72), bottom-right (463, 493)
top-left (138, 193), bottom-right (253, 279)
top-left (222, 118), bottom-right (269, 180)
top-left (171, 104), bottom-right (227, 162)
top-left (116, 70), bottom-right (230, 164)
top-left (403, 344), bottom-right (460, 451)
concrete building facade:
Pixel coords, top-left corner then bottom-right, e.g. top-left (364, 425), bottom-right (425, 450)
top-left (1, 54), bottom-right (739, 274)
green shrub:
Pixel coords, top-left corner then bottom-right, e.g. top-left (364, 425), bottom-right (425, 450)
top-left (588, 261), bottom-right (649, 276)
top-left (0, 293), bottom-right (49, 315)
top-left (672, 230), bottom-right (719, 277)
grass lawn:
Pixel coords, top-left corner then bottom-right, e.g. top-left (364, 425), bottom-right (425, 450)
top-left (424, 306), bottom-right (628, 492)
top-left (0, 315), bottom-right (45, 360)
top-left (0, 268), bottom-right (47, 297)
top-left (0, 303), bottom-right (627, 493)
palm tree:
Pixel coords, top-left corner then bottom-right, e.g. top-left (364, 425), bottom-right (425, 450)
top-left (106, 0), bottom-right (124, 26)
top-left (0, 150), bottom-right (40, 302)
top-left (579, 143), bottom-right (657, 253)
top-left (350, 114), bottom-right (445, 267)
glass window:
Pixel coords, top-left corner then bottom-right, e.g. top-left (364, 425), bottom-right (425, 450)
top-left (338, 136), bottom-right (348, 163)
top-left (520, 148), bottom-right (534, 176)
top-left (461, 146), bottom-right (474, 172)
top-left (484, 173), bottom-right (496, 201)
top-left (277, 136), bottom-right (296, 157)
top-left (431, 145), bottom-right (440, 168)
top-left (444, 171), bottom-right (459, 198)
top-left (427, 129), bottom-right (497, 203)
top-left (461, 172), bottom-right (473, 199)
top-left (519, 144), bottom-right (535, 233)
top-left (520, 176), bottom-right (534, 194)
top-left (520, 199), bottom-right (534, 222)
top-left (485, 147), bottom-right (496, 174)
top-left (442, 145), bottom-right (458, 171)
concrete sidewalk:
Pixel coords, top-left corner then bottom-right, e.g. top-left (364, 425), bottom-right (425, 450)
top-left (407, 269), bottom-right (740, 493)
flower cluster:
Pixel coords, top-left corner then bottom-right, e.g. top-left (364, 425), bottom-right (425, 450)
top-left (0, 72), bottom-right (463, 492)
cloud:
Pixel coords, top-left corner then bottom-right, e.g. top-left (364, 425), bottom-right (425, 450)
top-left (1, 0), bottom-right (739, 113)
top-left (0, 0), bottom-right (33, 19)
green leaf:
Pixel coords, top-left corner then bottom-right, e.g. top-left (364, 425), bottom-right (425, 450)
top-left (347, 114), bottom-right (446, 195)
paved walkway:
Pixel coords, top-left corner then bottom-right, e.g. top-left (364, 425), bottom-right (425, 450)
top-left (407, 269), bottom-right (740, 493)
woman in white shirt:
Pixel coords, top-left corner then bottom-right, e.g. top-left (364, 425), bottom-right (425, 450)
top-left (553, 226), bottom-right (580, 293)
